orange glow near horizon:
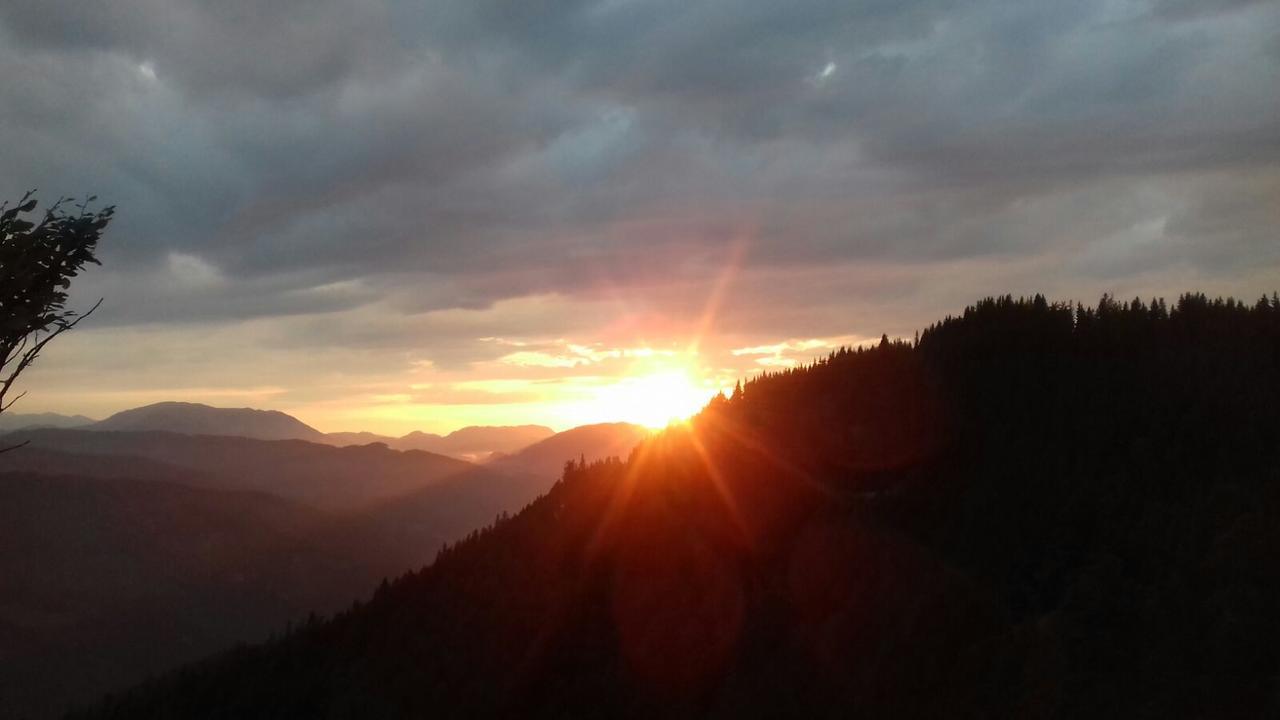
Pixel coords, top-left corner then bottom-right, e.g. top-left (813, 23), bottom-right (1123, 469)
top-left (28, 239), bottom-right (862, 437)
top-left (305, 351), bottom-right (731, 435)
top-left (574, 367), bottom-right (717, 430)
top-left (319, 242), bottom-right (748, 435)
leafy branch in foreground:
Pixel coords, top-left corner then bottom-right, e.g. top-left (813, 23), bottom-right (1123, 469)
top-left (0, 190), bottom-right (111, 451)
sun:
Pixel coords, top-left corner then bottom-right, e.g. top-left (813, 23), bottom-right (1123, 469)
top-left (593, 368), bottom-right (715, 429)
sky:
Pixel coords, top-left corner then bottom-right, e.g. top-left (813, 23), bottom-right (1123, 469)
top-left (1, 0), bottom-right (1278, 434)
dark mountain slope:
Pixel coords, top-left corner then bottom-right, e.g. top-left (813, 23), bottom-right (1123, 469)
top-left (0, 430), bottom-right (473, 510)
top-left (0, 458), bottom-right (553, 718)
top-left (71, 294), bottom-right (1280, 719)
top-left (0, 446), bottom-right (207, 485)
top-left (91, 402), bottom-right (324, 441)
top-left (0, 473), bottom-right (344, 720)
top-left (327, 466), bottom-right (552, 575)
top-left (488, 422), bottom-right (651, 479)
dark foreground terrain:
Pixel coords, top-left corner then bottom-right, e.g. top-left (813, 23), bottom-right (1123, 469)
top-left (0, 421), bottom-right (655, 719)
top-left (69, 294), bottom-right (1280, 718)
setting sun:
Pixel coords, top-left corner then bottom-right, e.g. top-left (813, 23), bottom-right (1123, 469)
top-left (588, 368), bottom-right (716, 429)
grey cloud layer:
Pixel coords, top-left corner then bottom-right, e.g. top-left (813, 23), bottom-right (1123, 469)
top-left (1, 0), bottom-right (1277, 334)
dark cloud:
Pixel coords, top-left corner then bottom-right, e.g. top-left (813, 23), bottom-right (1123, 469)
top-left (1, 0), bottom-right (1277, 331)
top-left (0, 0), bottom-right (397, 99)
top-left (1153, 0), bottom-right (1270, 22)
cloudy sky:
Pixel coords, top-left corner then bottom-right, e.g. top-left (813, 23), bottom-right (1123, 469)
top-left (2, 0), bottom-right (1278, 433)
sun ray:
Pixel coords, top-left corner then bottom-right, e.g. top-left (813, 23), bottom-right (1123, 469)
top-left (685, 423), bottom-right (751, 543)
top-left (687, 237), bottom-right (748, 357)
top-left (692, 410), bottom-right (835, 500)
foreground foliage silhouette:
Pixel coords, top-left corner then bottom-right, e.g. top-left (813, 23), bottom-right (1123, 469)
top-left (72, 293), bottom-right (1280, 718)
top-left (0, 191), bottom-right (109, 446)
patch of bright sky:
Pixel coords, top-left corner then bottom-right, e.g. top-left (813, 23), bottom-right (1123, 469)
top-left (808, 61), bottom-right (838, 87)
top-left (731, 334), bottom-right (871, 367)
top-left (312, 333), bottom-right (869, 433)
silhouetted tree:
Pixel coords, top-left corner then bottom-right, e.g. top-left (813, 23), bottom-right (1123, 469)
top-left (0, 191), bottom-right (110, 447)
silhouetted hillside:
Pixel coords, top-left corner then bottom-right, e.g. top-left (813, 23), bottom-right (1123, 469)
top-left (0, 473), bottom-right (342, 720)
top-left (0, 412), bottom-right (94, 432)
top-left (323, 425), bottom-right (555, 462)
top-left (330, 466), bottom-right (553, 575)
top-left (0, 457), bottom-right (554, 718)
top-left (0, 430), bottom-right (472, 510)
top-left (322, 430), bottom-right (399, 446)
top-left (68, 294), bottom-right (1280, 719)
top-left (398, 425), bottom-right (555, 461)
top-left (91, 402), bottom-right (324, 441)
top-left (488, 422), bottom-right (651, 479)
top-left (0, 446), bottom-right (199, 484)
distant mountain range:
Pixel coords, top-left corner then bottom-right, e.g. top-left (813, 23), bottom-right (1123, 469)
top-left (323, 424), bottom-right (555, 461)
top-left (398, 425), bottom-right (556, 459)
top-left (0, 411), bottom-right (95, 432)
top-left (66, 401), bottom-right (556, 462)
top-left (488, 422), bottom-right (652, 479)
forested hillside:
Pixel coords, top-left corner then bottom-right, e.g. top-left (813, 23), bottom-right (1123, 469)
top-left (72, 294), bottom-right (1280, 719)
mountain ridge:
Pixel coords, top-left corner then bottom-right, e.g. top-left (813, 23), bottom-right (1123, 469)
top-left (0, 428), bottom-right (473, 511)
top-left (323, 424), bottom-right (556, 461)
top-left (487, 422), bottom-right (651, 480)
top-left (0, 412), bottom-right (95, 432)
top-left (91, 402), bottom-right (325, 441)
top-left (69, 293), bottom-right (1280, 719)
top-left (60, 401), bottom-right (558, 462)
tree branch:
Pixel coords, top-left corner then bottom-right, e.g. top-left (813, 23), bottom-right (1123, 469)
top-left (0, 298), bottom-right (102, 413)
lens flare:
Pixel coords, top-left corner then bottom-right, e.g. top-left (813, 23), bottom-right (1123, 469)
top-left (591, 368), bottom-right (715, 429)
